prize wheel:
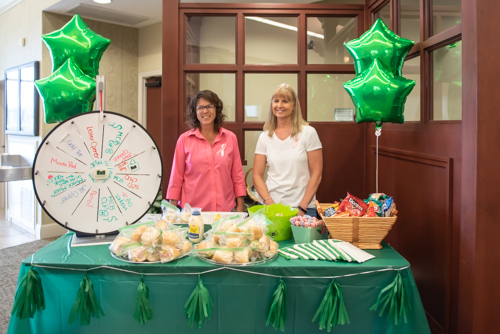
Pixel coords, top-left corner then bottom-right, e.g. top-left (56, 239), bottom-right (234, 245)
top-left (32, 111), bottom-right (163, 235)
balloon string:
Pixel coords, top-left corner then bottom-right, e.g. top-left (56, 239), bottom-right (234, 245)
top-left (376, 134), bottom-right (379, 193)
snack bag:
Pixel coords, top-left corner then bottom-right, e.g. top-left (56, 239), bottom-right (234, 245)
top-left (369, 193), bottom-right (389, 202)
top-left (128, 245), bottom-right (148, 262)
top-left (362, 207), bottom-right (377, 217)
top-left (382, 196), bottom-right (395, 217)
top-left (141, 226), bottom-right (161, 246)
top-left (338, 193), bottom-right (368, 217)
top-left (161, 200), bottom-right (181, 224)
top-left (333, 211), bottom-right (351, 217)
top-left (241, 214), bottom-right (271, 241)
top-left (162, 226), bottom-right (188, 248)
top-left (180, 203), bottom-right (193, 224)
top-left (159, 244), bottom-right (181, 263)
top-left (117, 221), bottom-right (156, 241)
top-left (154, 218), bottom-right (170, 230)
top-left (324, 206), bottom-right (336, 217)
top-left (363, 199), bottom-right (383, 217)
top-left (109, 237), bottom-right (131, 255)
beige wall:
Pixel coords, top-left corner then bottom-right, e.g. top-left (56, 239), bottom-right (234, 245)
top-left (0, 0), bottom-right (59, 78)
top-left (139, 22), bottom-right (162, 73)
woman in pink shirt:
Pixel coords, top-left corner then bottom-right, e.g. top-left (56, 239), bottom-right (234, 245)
top-left (167, 90), bottom-right (247, 212)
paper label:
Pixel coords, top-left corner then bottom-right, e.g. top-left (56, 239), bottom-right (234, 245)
top-left (189, 225), bottom-right (199, 239)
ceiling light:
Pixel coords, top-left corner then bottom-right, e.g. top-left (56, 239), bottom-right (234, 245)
top-left (246, 17), bottom-right (324, 39)
top-left (93, 0), bottom-right (112, 4)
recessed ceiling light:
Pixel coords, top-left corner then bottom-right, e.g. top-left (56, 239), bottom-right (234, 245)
top-left (93, 0), bottom-right (112, 4)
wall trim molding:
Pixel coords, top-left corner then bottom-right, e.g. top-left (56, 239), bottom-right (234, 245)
top-left (0, 0), bottom-right (22, 15)
top-left (40, 223), bottom-right (67, 239)
top-left (370, 145), bottom-right (449, 168)
top-left (138, 70), bottom-right (162, 127)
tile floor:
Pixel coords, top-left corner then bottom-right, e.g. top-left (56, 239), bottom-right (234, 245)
top-left (0, 209), bottom-right (37, 250)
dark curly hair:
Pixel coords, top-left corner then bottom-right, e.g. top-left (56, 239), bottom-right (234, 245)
top-left (186, 90), bottom-right (226, 131)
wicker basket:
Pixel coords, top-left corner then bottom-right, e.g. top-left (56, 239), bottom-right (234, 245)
top-left (316, 200), bottom-right (397, 249)
top-left (245, 168), bottom-right (260, 202)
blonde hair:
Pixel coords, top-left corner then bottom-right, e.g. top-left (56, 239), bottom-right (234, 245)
top-left (263, 83), bottom-right (308, 138)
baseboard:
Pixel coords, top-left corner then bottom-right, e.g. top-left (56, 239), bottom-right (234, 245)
top-left (40, 223), bottom-right (67, 239)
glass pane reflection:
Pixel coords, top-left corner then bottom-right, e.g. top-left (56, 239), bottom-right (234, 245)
top-left (433, 0), bottom-right (461, 35)
top-left (402, 57), bottom-right (420, 121)
top-left (185, 73), bottom-right (236, 121)
top-left (307, 17), bottom-right (356, 64)
top-left (186, 16), bottom-right (235, 64)
top-left (245, 16), bottom-right (297, 64)
top-left (401, 0), bottom-right (420, 43)
top-left (373, 2), bottom-right (390, 28)
top-left (6, 78), bottom-right (19, 131)
top-left (433, 41), bottom-right (462, 121)
top-left (20, 81), bottom-right (34, 132)
top-left (307, 74), bottom-right (355, 122)
top-left (245, 73), bottom-right (298, 122)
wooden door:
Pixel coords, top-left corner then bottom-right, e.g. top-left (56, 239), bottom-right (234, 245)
top-left (146, 77), bottom-right (162, 153)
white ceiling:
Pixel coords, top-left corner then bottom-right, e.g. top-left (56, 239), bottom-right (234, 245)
top-left (44, 0), bottom-right (162, 28)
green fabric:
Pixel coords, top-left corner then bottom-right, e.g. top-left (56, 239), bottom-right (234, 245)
top-left (7, 232), bottom-right (430, 334)
top-left (68, 272), bottom-right (105, 326)
top-left (184, 274), bottom-right (214, 329)
top-left (266, 278), bottom-right (287, 331)
top-left (312, 278), bottom-right (350, 332)
top-left (10, 266), bottom-right (45, 319)
top-left (133, 275), bottom-right (153, 325)
top-left (370, 271), bottom-right (412, 325)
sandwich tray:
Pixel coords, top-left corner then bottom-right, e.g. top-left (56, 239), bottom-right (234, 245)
top-left (197, 252), bottom-right (278, 267)
top-left (110, 250), bottom-right (188, 264)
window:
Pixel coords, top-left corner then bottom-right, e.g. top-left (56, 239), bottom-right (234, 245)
top-left (432, 41), bottom-right (462, 120)
top-left (4, 61), bottom-right (39, 136)
top-left (369, 0), bottom-right (461, 123)
top-left (180, 5), bottom-right (363, 167)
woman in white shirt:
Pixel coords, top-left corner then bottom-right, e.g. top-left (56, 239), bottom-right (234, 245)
top-left (253, 84), bottom-right (323, 217)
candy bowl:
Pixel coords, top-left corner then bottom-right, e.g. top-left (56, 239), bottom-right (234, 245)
top-left (289, 215), bottom-right (327, 244)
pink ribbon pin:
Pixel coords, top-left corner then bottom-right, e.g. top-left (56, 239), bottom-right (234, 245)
top-left (217, 143), bottom-right (226, 157)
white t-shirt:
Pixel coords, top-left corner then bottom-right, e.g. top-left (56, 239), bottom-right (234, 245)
top-left (255, 125), bottom-right (322, 208)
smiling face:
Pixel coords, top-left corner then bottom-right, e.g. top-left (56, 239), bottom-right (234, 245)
top-left (272, 94), bottom-right (295, 120)
top-left (196, 97), bottom-right (216, 128)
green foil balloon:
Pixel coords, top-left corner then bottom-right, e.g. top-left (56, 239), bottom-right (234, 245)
top-left (42, 14), bottom-right (110, 78)
top-left (345, 19), bottom-right (414, 77)
top-left (343, 59), bottom-right (415, 124)
top-left (35, 59), bottom-right (96, 124)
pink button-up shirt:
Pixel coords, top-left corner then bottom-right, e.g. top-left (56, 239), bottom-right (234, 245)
top-left (167, 127), bottom-right (247, 212)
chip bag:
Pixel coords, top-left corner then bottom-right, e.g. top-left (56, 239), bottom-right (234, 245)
top-left (338, 193), bottom-right (368, 217)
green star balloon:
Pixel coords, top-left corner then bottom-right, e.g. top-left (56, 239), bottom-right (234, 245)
top-left (345, 19), bottom-right (414, 77)
top-left (35, 59), bottom-right (96, 124)
top-left (343, 58), bottom-right (415, 124)
top-left (42, 14), bottom-right (110, 78)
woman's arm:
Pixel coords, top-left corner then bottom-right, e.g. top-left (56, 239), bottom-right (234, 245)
top-left (235, 196), bottom-right (245, 212)
top-left (253, 154), bottom-right (274, 205)
top-left (297, 148), bottom-right (323, 216)
top-left (230, 134), bottom-right (248, 204)
top-left (166, 137), bottom-right (186, 205)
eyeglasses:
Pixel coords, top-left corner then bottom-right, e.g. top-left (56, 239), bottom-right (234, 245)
top-left (196, 105), bottom-right (215, 111)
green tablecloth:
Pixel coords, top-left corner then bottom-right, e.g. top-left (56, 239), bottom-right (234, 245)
top-left (8, 233), bottom-right (430, 334)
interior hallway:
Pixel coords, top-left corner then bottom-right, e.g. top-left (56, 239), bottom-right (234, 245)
top-left (0, 210), bottom-right (36, 250)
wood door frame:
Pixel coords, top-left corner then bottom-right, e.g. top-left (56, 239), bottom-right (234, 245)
top-left (138, 70), bottom-right (162, 128)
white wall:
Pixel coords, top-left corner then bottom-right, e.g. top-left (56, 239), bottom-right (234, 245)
top-left (139, 22), bottom-right (162, 73)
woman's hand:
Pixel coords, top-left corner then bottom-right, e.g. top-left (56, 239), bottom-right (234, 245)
top-left (235, 197), bottom-right (245, 212)
top-left (297, 149), bottom-right (323, 215)
top-left (253, 154), bottom-right (274, 205)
